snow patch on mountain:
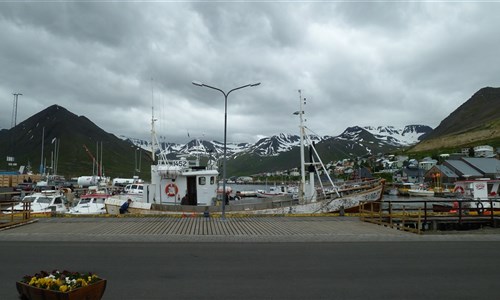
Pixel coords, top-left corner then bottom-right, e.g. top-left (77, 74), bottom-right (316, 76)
top-left (363, 125), bottom-right (432, 146)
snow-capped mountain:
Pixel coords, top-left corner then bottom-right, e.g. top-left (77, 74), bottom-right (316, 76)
top-left (122, 136), bottom-right (251, 158)
top-left (363, 125), bottom-right (432, 146)
top-left (245, 133), bottom-right (323, 157)
top-left (122, 124), bottom-right (432, 159)
top-left (326, 125), bottom-right (433, 158)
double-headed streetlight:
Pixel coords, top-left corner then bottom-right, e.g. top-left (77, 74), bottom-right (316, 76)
top-left (192, 81), bottom-right (260, 219)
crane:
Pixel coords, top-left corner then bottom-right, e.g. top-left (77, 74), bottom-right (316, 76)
top-left (82, 144), bottom-right (101, 176)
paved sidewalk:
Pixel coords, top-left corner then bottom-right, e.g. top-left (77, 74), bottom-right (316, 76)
top-left (1, 216), bottom-right (499, 242)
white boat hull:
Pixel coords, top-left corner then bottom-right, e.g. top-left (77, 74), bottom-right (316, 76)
top-left (68, 204), bottom-right (107, 215)
top-left (105, 181), bottom-right (384, 215)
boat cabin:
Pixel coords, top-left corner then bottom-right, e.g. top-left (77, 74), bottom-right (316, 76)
top-left (150, 159), bottom-right (219, 206)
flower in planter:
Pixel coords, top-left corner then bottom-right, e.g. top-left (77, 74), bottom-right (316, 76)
top-left (21, 270), bottom-right (101, 292)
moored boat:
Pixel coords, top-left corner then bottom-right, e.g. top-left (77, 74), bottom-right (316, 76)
top-left (397, 182), bottom-right (414, 196)
top-left (256, 185), bottom-right (297, 198)
top-left (68, 187), bottom-right (111, 215)
top-left (408, 184), bottom-right (435, 197)
top-left (3, 190), bottom-right (68, 214)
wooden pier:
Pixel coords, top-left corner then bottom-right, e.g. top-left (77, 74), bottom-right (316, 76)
top-left (360, 199), bottom-right (500, 234)
top-left (0, 201), bottom-right (32, 229)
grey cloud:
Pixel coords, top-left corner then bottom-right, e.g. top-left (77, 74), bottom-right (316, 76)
top-left (0, 2), bottom-right (499, 144)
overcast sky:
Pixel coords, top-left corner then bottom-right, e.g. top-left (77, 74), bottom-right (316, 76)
top-left (1, 1), bottom-right (499, 144)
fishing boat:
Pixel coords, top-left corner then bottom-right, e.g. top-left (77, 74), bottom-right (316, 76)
top-left (105, 91), bottom-right (385, 215)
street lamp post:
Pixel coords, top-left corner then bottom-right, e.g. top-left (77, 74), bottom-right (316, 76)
top-left (192, 81), bottom-right (260, 219)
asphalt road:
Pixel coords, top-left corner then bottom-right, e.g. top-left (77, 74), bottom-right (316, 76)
top-left (2, 241), bottom-right (500, 300)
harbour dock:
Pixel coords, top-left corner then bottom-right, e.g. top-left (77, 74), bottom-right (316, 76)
top-left (361, 198), bottom-right (500, 233)
top-left (1, 215), bottom-right (500, 243)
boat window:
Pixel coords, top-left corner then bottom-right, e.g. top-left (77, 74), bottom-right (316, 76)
top-left (210, 176), bottom-right (215, 185)
top-left (54, 198), bottom-right (62, 204)
top-left (38, 197), bottom-right (51, 204)
top-left (23, 196), bottom-right (35, 203)
top-left (80, 199), bottom-right (91, 204)
top-left (199, 177), bottom-right (206, 185)
top-left (139, 185), bottom-right (143, 190)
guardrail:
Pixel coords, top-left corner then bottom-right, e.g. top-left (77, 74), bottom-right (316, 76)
top-left (360, 199), bottom-right (500, 234)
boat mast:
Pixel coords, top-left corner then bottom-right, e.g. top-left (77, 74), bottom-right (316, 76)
top-left (151, 79), bottom-right (156, 162)
top-left (298, 90), bottom-right (306, 202)
top-left (40, 127), bottom-right (45, 175)
top-left (150, 79), bottom-right (168, 164)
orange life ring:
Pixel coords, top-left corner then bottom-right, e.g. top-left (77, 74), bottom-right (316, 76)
top-left (453, 186), bottom-right (465, 194)
top-left (165, 183), bottom-right (179, 197)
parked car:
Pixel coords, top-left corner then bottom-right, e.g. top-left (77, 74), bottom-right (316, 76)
top-left (15, 182), bottom-right (35, 192)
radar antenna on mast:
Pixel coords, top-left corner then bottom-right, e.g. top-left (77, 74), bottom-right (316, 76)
top-left (150, 78), bottom-right (168, 165)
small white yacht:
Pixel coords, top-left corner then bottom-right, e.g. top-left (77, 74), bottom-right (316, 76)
top-left (4, 190), bottom-right (68, 214)
top-left (68, 188), bottom-right (110, 215)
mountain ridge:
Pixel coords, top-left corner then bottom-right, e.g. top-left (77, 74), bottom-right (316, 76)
top-left (122, 125), bottom-right (432, 176)
top-left (0, 104), bottom-right (430, 178)
top-left (122, 124), bottom-right (431, 160)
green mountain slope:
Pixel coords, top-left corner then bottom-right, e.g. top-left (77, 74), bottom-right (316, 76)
top-left (0, 105), bottom-right (151, 179)
top-left (410, 87), bottom-right (500, 152)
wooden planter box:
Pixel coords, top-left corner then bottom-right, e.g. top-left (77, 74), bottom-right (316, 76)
top-left (16, 279), bottom-right (106, 300)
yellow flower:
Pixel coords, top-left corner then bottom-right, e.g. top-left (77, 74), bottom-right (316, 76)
top-left (59, 285), bottom-right (69, 292)
top-left (23, 270), bottom-right (101, 293)
top-left (74, 278), bottom-right (86, 287)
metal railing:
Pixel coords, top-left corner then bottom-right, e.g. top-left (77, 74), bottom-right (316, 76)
top-left (360, 199), bottom-right (500, 234)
